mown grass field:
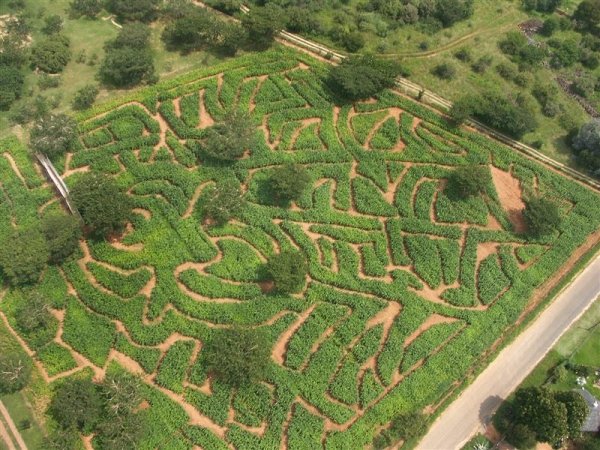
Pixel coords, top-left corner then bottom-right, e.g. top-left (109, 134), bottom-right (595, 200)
top-left (0, 46), bottom-right (599, 449)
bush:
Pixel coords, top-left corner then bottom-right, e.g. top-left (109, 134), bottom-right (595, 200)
top-left (265, 249), bottom-right (308, 293)
top-left (572, 119), bottom-right (600, 176)
top-left (431, 62), bottom-right (456, 80)
top-left (329, 54), bottom-right (404, 100)
top-left (71, 172), bottom-right (132, 238)
top-left (72, 84), bottom-right (99, 110)
top-left (41, 213), bottom-right (82, 263)
top-left (471, 55), bottom-right (493, 73)
top-left (15, 291), bottom-right (52, 333)
top-left (572, 74), bottom-right (596, 98)
top-left (203, 327), bottom-right (270, 387)
top-left (454, 47), bottom-right (472, 62)
top-left (0, 228), bottom-right (49, 285)
top-left (30, 34), bottom-right (71, 73)
top-left (42, 15), bottom-right (63, 35)
top-left (523, 196), bottom-right (562, 237)
top-left (0, 353), bottom-right (31, 393)
top-left (241, 5), bottom-right (283, 49)
top-left (30, 113), bottom-right (78, 157)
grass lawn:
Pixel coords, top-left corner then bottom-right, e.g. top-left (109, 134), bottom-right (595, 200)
top-left (0, 321), bottom-right (50, 450)
top-left (0, 0), bottom-right (229, 140)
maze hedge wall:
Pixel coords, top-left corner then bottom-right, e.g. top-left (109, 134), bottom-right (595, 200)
top-left (1, 47), bottom-right (600, 449)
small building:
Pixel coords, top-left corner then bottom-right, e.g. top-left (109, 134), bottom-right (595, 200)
top-left (579, 388), bottom-right (600, 433)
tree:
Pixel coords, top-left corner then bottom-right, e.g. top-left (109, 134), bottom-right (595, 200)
top-left (506, 423), bottom-right (537, 449)
top-left (522, 0), bottom-right (562, 13)
top-left (0, 65), bottom-right (24, 110)
top-left (572, 119), bottom-right (600, 177)
top-left (329, 54), bottom-right (404, 101)
top-left (512, 387), bottom-right (569, 445)
top-left (0, 228), bottom-right (49, 285)
top-left (100, 24), bottom-right (156, 87)
top-left (42, 15), bottom-right (64, 35)
top-left (449, 96), bottom-right (475, 125)
top-left (41, 213), bottom-right (82, 263)
top-left (161, 9), bottom-right (218, 53)
top-left (15, 291), bottom-right (51, 333)
top-left (201, 112), bottom-right (255, 162)
top-left (574, 0), bottom-right (600, 32)
top-left (0, 353), bottom-right (31, 394)
top-left (435, 0), bottom-right (474, 27)
top-left (241, 4), bottom-right (283, 49)
top-left (268, 164), bottom-right (310, 204)
top-left (105, 0), bottom-right (160, 22)
top-left (71, 173), bottom-right (132, 238)
top-left (265, 249), bottom-right (308, 293)
top-left (45, 426), bottom-right (81, 450)
top-left (197, 180), bottom-right (245, 226)
top-left (69, 0), bottom-right (102, 19)
top-left (203, 327), bottom-right (270, 387)
top-left (72, 84), bottom-right (99, 110)
top-left (96, 373), bottom-right (145, 450)
top-left (30, 34), bottom-right (71, 73)
top-left (555, 391), bottom-right (588, 439)
top-left (523, 196), bottom-right (562, 237)
top-left (30, 113), bottom-right (78, 158)
top-left (48, 379), bottom-right (104, 434)
top-left (447, 164), bottom-right (491, 199)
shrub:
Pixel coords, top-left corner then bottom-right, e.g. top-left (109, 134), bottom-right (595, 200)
top-left (105, 0), bottom-right (160, 22)
top-left (446, 164), bottom-right (491, 199)
top-left (42, 15), bottom-right (63, 35)
top-left (0, 65), bottom-right (24, 110)
top-left (71, 172), bottom-right (132, 238)
top-left (0, 353), bottom-right (31, 393)
top-left (15, 291), bottom-right (52, 333)
top-left (30, 34), bottom-right (71, 73)
top-left (203, 327), bottom-right (270, 387)
top-left (201, 112), bottom-right (254, 161)
top-left (72, 84), bottom-right (99, 110)
top-left (572, 119), bottom-right (600, 176)
top-left (431, 62), bottom-right (456, 80)
top-left (265, 249), bottom-right (308, 293)
top-left (30, 113), bottom-right (78, 157)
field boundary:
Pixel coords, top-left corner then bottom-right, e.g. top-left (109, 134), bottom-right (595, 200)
top-left (198, 1), bottom-right (600, 192)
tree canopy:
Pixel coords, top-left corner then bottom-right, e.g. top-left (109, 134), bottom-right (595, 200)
top-left (71, 173), bottom-right (132, 238)
top-left (41, 213), bottom-right (82, 263)
top-left (572, 119), bottom-right (600, 178)
top-left (523, 196), bottom-right (562, 237)
top-left (512, 387), bottom-right (569, 445)
top-left (15, 290), bottom-right (52, 334)
top-left (447, 164), bottom-right (491, 199)
top-left (0, 227), bottom-right (49, 285)
top-left (30, 113), bottom-right (78, 158)
top-left (48, 378), bottom-right (104, 434)
top-left (69, 0), bottom-right (102, 18)
top-left (201, 112), bottom-right (255, 162)
top-left (329, 55), bottom-right (404, 101)
top-left (0, 65), bottom-right (24, 110)
top-left (0, 353), bottom-right (32, 394)
top-left (203, 327), bottom-right (270, 387)
top-left (268, 164), bottom-right (311, 204)
top-left (265, 249), bottom-right (308, 294)
top-left (241, 5), bottom-right (283, 49)
top-left (105, 0), bottom-right (160, 22)
top-left (196, 180), bottom-right (245, 226)
top-left (30, 34), bottom-right (71, 73)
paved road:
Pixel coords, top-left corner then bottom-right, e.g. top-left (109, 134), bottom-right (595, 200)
top-left (418, 255), bottom-right (600, 450)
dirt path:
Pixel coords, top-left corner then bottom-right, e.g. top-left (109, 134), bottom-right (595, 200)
top-left (490, 166), bottom-right (526, 233)
top-left (0, 416), bottom-right (17, 450)
top-left (0, 402), bottom-right (26, 450)
top-left (272, 305), bottom-right (317, 365)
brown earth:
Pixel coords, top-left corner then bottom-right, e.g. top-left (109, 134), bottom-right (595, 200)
top-left (490, 166), bottom-right (527, 233)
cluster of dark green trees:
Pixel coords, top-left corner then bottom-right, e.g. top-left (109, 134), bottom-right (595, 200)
top-left (496, 387), bottom-right (589, 448)
top-left (45, 374), bottom-right (147, 450)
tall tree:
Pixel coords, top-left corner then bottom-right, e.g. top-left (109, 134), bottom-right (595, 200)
top-left (201, 112), bottom-right (255, 162)
top-left (572, 119), bottom-right (600, 177)
top-left (0, 353), bottom-right (31, 393)
top-left (241, 4), bottom-right (283, 49)
top-left (71, 173), bottom-right (132, 238)
top-left (513, 387), bottom-right (569, 445)
top-left (30, 113), bottom-right (78, 158)
top-left (0, 228), bottom-right (49, 285)
top-left (30, 34), bottom-right (71, 73)
top-left (329, 55), bottom-right (404, 101)
top-left (0, 65), bottom-right (24, 110)
top-left (15, 290), bottom-right (51, 334)
top-left (69, 0), bottom-right (102, 19)
top-left (268, 164), bottom-right (311, 204)
top-left (523, 196), bottom-right (562, 237)
top-left (447, 164), bottom-right (491, 199)
top-left (48, 378), bottom-right (104, 434)
top-left (265, 249), bottom-right (308, 294)
top-left (196, 180), bottom-right (245, 226)
top-left (105, 0), bottom-right (160, 22)
top-left (555, 391), bottom-right (589, 439)
top-left (41, 213), bottom-right (82, 263)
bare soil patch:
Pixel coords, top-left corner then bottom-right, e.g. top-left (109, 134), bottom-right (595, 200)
top-left (490, 166), bottom-right (527, 233)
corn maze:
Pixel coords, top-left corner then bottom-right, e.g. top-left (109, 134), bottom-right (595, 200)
top-left (1, 48), bottom-right (600, 449)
